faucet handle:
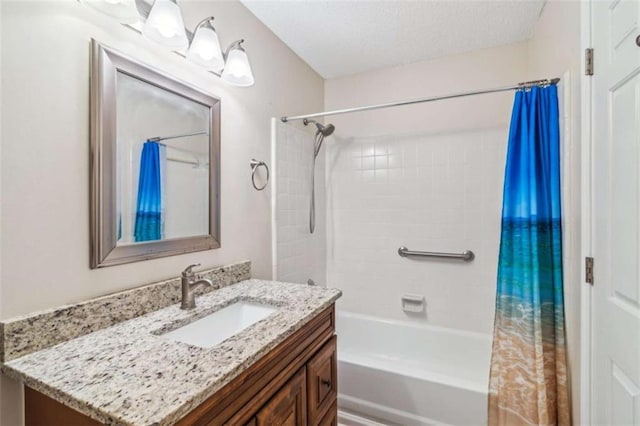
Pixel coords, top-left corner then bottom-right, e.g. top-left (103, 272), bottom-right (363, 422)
top-left (182, 263), bottom-right (201, 277)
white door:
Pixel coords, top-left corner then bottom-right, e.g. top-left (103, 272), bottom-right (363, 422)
top-left (592, 0), bottom-right (640, 424)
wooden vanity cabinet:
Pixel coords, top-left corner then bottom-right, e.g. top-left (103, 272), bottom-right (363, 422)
top-left (184, 306), bottom-right (337, 426)
top-left (24, 305), bottom-right (338, 426)
top-left (248, 334), bottom-right (337, 426)
top-left (306, 334), bottom-right (338, 424)
top-left (317, 402), bottom-right (338, 426)
top-left (255, 367), bottom-right (307, 425)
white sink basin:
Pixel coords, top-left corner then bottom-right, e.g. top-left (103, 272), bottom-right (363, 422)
top-left (163, 301), bottom-right (278, 348)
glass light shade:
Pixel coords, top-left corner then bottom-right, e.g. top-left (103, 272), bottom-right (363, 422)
top-left (187, 26), bottom-right (225, 72)
top-left (143, 0), bottom-right (189, 51)
top-left (221, 48), bottom-right (255, 87)
top-left (81, 0), bottom-right (140, 23)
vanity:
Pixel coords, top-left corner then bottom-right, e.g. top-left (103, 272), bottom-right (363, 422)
top-left (24, 306), bottom-right (337, 425)
top-left (0, 262), bottom-right (341, 425)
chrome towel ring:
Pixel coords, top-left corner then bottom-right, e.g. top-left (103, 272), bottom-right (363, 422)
top-left (250, 159), bottom-right (269, 191)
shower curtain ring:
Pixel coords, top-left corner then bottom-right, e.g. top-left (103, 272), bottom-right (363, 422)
top-left (250, 159), bottom-right (269, 191)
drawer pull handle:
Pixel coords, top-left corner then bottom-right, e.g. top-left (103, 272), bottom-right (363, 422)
top-left (321, 379), bottom-right (331, 388)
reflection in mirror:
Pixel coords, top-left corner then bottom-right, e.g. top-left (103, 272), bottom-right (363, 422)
top-left (116, 73), bottom-right (210, 244)
top-left (90, 41), bottom-right (221, 268)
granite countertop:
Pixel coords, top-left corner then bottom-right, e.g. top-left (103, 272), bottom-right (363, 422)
top-left (1, 279), bottom-right (341, 425)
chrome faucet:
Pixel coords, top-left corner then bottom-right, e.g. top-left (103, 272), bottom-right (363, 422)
top-left (180, 263), bottom-right (214, 310)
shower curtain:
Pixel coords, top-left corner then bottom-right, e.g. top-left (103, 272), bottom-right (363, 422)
top-left (134, 141), bottom-right (165, 242)
top-left (488, 85), bottom-right (570, 426)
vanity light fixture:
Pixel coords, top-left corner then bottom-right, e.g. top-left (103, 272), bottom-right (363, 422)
top-left (80, 0), bottom-right (140, 24)
top-left (143, 0), bottom-right (189, 51)
top-left (221, 40), bottom-right (255, 87)
top-left (80, 0), bottom-right (255, 87)
top-left (187, 17), bottom-right (225, 72)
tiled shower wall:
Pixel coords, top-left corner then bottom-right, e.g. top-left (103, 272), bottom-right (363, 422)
top-left (326, 127), bottom-right (507, 334)
top-left (272, 121), bottom-right (327, 286)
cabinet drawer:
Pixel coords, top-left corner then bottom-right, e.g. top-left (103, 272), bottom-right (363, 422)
top-left (306, 335), bottom-right (337, 425)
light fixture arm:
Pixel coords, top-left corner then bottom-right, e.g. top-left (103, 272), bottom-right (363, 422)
top-left (224, 39), bottom-right (245, 60)
top-left (193, 16), bottom-right (216, 33)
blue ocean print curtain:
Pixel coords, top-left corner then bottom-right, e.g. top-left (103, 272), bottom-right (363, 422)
top-left (488, 85), bottom-right (570, 426)
top-left (134, 141), bottom-right (164, 242)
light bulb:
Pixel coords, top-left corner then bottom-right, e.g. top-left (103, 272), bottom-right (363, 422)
top-left (222, 46), bottom-right (255, 87)
top-left (187, 21), bottom-right (225, 72)
top-left (200, 50), bottom-right (214, 61)
top-left (195, 31), bottom-right (216, 59)
top-left (143, 0), bottom-right (189, 51)
top-left (157, 21), bottom-right (177, 38)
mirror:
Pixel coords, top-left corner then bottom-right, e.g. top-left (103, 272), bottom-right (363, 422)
top-left (91, 40), bottom-right (221, 268)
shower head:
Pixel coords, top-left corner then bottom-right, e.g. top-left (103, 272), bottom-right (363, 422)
top-left (303, 119), bottom-right (335, 137)
top-left (320, 123), bottom-right (335, 137)
top-left (303, 118), bottom-right (335, 234)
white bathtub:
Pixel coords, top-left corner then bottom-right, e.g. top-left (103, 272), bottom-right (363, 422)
top-left (336, 311), bottom-right (493, 426)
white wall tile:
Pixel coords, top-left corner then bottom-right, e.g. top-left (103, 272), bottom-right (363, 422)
top-left (273, 123), bottom-right (327, 287)
top-left (326, 127), bottom-right (507, 334)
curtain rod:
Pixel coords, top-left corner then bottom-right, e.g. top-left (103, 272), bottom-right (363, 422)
top-left (146, 130), bottom-right (208, 143)
top-left (280, 78), bottom-right (560, 123)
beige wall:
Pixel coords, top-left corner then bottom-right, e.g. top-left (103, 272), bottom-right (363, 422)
top-left (0, 0), bottom-right (7, 423)
top-left (325, 42), bottom-right (528, 139)
top-left (0, 1), bottom-right (323, 423)
top-left (527, 0), bottom-right (583, 423)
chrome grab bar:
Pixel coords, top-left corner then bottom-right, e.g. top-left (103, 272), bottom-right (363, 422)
top-left (398, 246), bottom-right (475, 262)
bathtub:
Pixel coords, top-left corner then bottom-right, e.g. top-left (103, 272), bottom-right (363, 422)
top-left (336, 311), bottom-right (493, 426)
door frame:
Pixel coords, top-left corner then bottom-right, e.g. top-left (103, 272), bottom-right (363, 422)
top-left (580, 1), bottom-right (593, 424)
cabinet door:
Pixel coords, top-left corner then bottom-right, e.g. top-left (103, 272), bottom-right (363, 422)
top-left (306, 336), bottom-right (337, 425)
top-left (256, 368), bottom-right (307, 426)
top-left (317, 402), bottom-right (337, 426)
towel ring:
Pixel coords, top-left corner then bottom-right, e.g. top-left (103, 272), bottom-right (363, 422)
top-left (250, 159), bottom-right (269, 191)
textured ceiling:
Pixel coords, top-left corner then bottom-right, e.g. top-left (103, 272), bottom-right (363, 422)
top-left (241, 0), bottom-right (546, 79)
